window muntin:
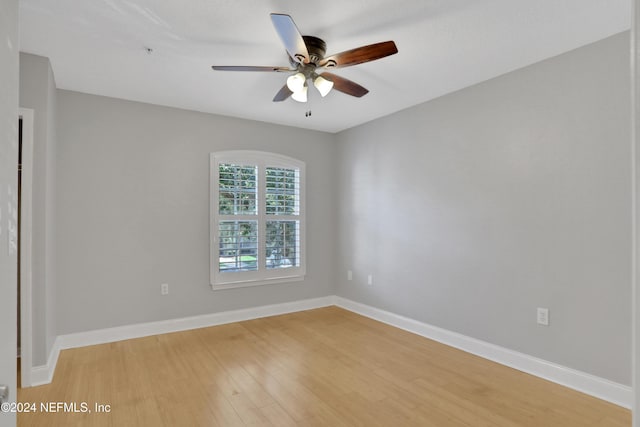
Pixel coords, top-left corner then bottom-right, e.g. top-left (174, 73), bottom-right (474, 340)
top-left (210, 151), bottom-right (305, 289)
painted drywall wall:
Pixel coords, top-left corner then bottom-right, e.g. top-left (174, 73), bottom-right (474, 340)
top-left (633, 1), bottom-right (640, 423)
top-left (335, 32), bottom-right (632, 385)
top-left (19, 53), bottom-right (58, 367)
top-left (0, 0), bottom-right (19, 423)
top-left (55, 91), bottom-right (337, 334)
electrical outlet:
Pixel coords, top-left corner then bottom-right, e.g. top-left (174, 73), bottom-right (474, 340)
top-left (161, 283), bottom-right (169, 295)
top-left (537, 307), bottom-right (549, 326)
top-left (367, 275), bottom-right (373, 286)
top-left (347, 270), bottom-right (353, 281)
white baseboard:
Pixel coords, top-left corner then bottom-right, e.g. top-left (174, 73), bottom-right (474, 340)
top-left (57, 296), bottom-right (333, 350)
top-left (332, 296), bottom-right (632, 409)
top-left (28, 294), bottom-right (632, 409)
top-left (30, 336), bottom-right (61, 387)
top-left (28, 297), bottom-right (332, 387)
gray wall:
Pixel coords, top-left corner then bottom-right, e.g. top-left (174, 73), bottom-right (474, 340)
top-left (335, 33), bottom-right (631, 385)
top-left (634, 2), bottom-right (640, 423)
top-left (0, 0), bottom-right (19, 422)
top-left (19, 53), bottom-right (58, 366)
top-left (55, 91), bottom-right (337, 334)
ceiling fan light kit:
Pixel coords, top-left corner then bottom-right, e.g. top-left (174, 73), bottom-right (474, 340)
top-left (212, 13), bottom-right (398, 104)
top-left (286, 72), bottom-right (333, 101)
top-left (286, 72), bottom-right (306, 92)
top-left (291, 85), bottom-right (308, 103)
top-left (313, 75), bottom-right (334, 97)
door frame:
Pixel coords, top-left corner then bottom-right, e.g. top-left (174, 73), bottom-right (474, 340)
top-left (18, 108), bottom-right (34, 388)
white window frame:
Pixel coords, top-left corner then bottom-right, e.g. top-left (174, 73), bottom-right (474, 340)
top-left (210, 150), bottom-right (306, 290)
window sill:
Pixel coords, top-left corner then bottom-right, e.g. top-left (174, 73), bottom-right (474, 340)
top-left (210, 274), bottom-right (305, 291)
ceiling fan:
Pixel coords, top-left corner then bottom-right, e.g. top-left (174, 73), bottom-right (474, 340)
top-left (212, 13), bottom-right (398, 103)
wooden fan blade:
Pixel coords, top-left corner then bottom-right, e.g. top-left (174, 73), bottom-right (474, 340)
top-left (321, 72), bottom-right (369, 97)
top-left (319, 41), bottom-right (398, 68)
top-left (270, 14), bottom-right (310, 64)
top-left (212, 66), bottom-right (293, 72)
top-left (273, 85), bottom-right (293, 102)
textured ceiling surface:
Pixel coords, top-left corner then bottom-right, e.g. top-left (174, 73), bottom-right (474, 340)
top-left (19, 0), bottom-right (630, 133)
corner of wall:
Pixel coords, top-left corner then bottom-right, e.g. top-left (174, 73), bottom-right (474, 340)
top-left (19, 52), bottom-right (58, 368)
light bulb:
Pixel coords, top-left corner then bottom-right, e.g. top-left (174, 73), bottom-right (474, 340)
top-left (286, 73), bottom-right (306, 93)
top-left (291, 85), bottom-right (308, 103)
top-left (314, 75), bottom-right (334, 97)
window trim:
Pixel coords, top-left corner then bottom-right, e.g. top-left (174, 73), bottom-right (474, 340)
top-left (210, 150), bottom-right (306, 290)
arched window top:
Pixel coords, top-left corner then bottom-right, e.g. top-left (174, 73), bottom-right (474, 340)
top-left (210, 151), bottom-right (306, 289)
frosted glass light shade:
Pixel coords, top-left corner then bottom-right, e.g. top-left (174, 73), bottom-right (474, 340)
top-left (286, 73), bottom-right (306, 92)
top-left (314, 75), bottom-right (334, 97)
top-left (291, 85), bottom-right (308, 103)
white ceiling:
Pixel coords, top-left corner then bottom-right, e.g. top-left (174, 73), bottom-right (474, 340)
top-left (19, 0), bottom-right (630, 133)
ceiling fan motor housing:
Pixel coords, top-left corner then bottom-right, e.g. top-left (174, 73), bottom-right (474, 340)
top-left (289, 36), bottom-right (336, 81)
top-left (303, 36), bottom-right (326, 64)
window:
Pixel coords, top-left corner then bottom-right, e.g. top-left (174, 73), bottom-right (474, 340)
top-left (210, 151), bottom-right (305, 289)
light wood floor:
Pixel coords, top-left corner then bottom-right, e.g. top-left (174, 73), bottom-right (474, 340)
top-left (18, 306), bottom-right (630, 426)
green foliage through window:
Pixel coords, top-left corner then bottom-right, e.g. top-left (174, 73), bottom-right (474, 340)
top-left (218, 221), bottom-right (258, 272)
top-left (266, 221), bottom-right (299, 269)
top-left (266, 167), bottom-right (298, 215)
top-left (218, 164), bottom-right (257, 215)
